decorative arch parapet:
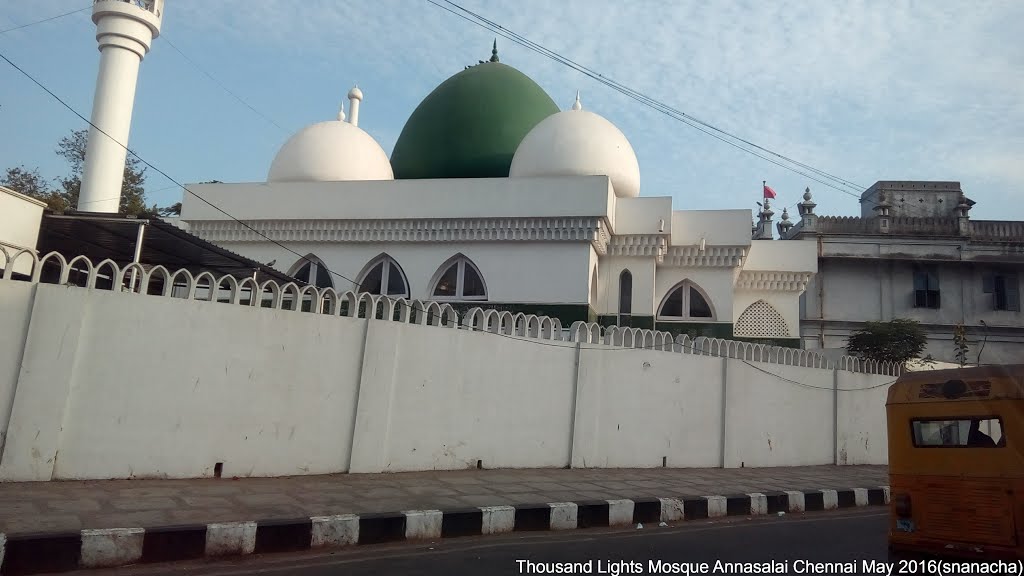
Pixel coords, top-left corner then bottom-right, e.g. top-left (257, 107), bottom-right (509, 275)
top-left (0, 249), bottom-right (898, 377)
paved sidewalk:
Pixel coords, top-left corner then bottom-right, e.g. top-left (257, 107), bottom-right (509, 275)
top-left (0, 465), bottom-right (886, 535)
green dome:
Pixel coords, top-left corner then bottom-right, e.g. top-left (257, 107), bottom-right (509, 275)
top-left (391, 52), bottom-right (559, 180)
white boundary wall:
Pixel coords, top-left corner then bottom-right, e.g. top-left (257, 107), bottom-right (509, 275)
top-left (0, 250), bottom-right (897, 481)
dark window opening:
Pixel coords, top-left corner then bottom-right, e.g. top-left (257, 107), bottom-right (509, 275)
top-left (661, 287), bottom-right (683, 317)
top-left (293, 258), bottom-right (333, 289)
top-left (362, 262), bottom-right (383, 295)
top-left (913, 268), bottom-right (940, 309)
top-left (983, 272), bottom-right (1019, 312)
top-left (315, 263), bottom-right (332, 288)
top-left (911, 417), bottom-right (1004, 448)
top-left (618, 270), bottom-right (632, 325)
top-left (386, 263), bottom-right (406, 296)
top-left (434, 264), bottom-right (458, 297)
top-left (359, 256), bottom-right (409, 298)
top-left (430, 257), bottom-right (485, 300)
top-left (619, 270), bottom-right (632, 314)
top-left (463, 264), bottom-right (485, 297)
top-left (658, 281), bottom-right (715, 321)
top-left (689, 287), bottom-right (713, 318)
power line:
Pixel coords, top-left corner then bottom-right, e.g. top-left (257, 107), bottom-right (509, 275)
top-left (168, 5), bottom-right (847, 217)
top-left (0, 6), bottom-right (91, 35)
top-left (740, 359), bottom-right (897, 391)
top-left (427, 0), bottom-right (868, 201)
top-left (161, 35), bottom-right (288, 134)
top-left (435, 0), bottom-right (867, 195)
top-left (0, 49), bottom-right (895, 392)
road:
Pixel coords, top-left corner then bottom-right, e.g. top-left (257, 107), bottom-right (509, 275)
top-left (73, 509), bottom-right (901, 576)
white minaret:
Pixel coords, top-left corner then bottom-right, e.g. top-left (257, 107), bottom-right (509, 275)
top-left (78, 0), bottom-right (164, 213)
top-left (347, 85), bottom-right (363, 127)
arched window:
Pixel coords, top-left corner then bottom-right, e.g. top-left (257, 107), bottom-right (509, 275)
top-left (618, 269), bottom-right (632, 325)
top-left (430, 255), bottom-right (486, 300)
top-left (657, 280), bottom-right (715, 320)
top-left (290, 255), bottom-right (333, 289)
top-left (590, 267), bottom-right (599, 305)
top-left (356, 254), bottom-right (409, 298)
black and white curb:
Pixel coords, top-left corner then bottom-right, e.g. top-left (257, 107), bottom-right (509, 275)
top-left (0, 487), bottom-right (889, 575)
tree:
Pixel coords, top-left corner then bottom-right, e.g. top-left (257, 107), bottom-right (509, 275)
top-left (158, 202), bottom-right (182, 216)
top-left (2, 128), bottom-right (178, 217)
top-left (55, 129), bottom-right (152, 215)
top-left (953, 323), bottom-right (970, 367)
top-left (846, 319), bottom-right (928, 366)
top-left (1, 166), bottom-right (70, 212)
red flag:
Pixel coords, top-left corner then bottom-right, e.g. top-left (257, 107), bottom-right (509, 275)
top-left (763, 184), bottom-right (777, 199)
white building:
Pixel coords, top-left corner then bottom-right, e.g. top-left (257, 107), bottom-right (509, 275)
top-left (176, 47), bottom-right (816, 346)
top-left (781, 181), bottom-right (1023, 364)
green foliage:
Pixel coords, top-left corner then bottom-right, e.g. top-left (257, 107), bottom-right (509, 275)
top-left (953, 324), bottom-right (970, 367)
top-left (2, 129), bottom-right (179, 217)
top-left (846, 318), bottom-right (928, 366)
top-left (1, 166), bottom-right (67, 212)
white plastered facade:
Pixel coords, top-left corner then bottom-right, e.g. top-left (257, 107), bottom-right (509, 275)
top-left (178, 174), bottom-right (817, 340)
top-left (174, 85), bottom-right (816, 340)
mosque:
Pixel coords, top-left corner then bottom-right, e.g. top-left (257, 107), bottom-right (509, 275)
top-left (6, 1), bottom-right (1017, 367)
top-left (176, 42), bottom-right (817, 345)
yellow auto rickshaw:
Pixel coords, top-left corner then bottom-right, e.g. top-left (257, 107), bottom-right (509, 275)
top-left (887, 364), bottom-right (1024, 560)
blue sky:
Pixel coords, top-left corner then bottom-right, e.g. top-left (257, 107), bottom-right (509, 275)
top-left (1, 1), bottom-right (1022, 220)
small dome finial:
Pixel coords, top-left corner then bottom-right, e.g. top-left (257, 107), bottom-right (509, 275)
top-left (803, 186), bottom-right (812, 201)
top-left (489, 39), bottom-right (499, 62)
top-left (347, 85), bottom-right (363, 126)
top-left (338, 102), bottom-right (346, 122)
top-left (571, 91), bottom-right (582, 111)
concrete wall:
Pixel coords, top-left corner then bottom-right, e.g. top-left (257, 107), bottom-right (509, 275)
top-left (572, 347), bottom-right (723, 468)
top-left (733, 291), bottom-right (800, 337)
top-left (0, 187), bottom-right (46, 276)
top-left (349, 320), bottom-right (577, 473)
top-left (724, 361), bottom-right (833, 467)
top-left (600, 256), bottom-right (657, 317)
top-left (181, 176), bottom-right (614, 221)
top-left (806, 326), bottom-right (1024, 367)
top-left (744, 240), bottom-right (817, 272)
top-left (654, 267), bottom-right (734, 321)
top-left (0, 282), bottom-right (34, 459)
top-left (836, 370), bottom-right (890, 465)
top-left (0, 264), bottom-right (897, 481)
top-left (859, 181), bottom-right (963, 219)
top-left (803, 253), bottom-right (1023, 363)
top-left (202, 241), bottom-right (593, 304)
top-left (614, 197), bottom-right (672, 235)
top-left (672, 210), bottom-right (753, 246)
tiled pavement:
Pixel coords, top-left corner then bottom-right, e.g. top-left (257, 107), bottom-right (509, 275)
top-left (0, 465), bottom-right (887, 535)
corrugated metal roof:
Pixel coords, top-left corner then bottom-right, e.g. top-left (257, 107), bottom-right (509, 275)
top-left (36, 212), bottom-right (302, 285)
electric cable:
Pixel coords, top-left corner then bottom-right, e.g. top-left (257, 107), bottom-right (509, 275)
top-left (427, 0), bottom-right (868, 201)
top-left (0, 6), bottom-right (91, 36)
top-left (0, 48), bottom-right (897, 392)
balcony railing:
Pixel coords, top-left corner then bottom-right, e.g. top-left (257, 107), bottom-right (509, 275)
top-left (971, 220), bottom-right (1024, 242)
top-left (94, 0), bottom-right (159, 16)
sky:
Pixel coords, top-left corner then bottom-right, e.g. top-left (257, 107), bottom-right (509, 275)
top-left (1, 0), bottom-right (1022, 220)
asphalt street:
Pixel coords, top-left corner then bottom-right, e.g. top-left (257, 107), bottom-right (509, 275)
top-left (68, 509), bottom-right (908, 576)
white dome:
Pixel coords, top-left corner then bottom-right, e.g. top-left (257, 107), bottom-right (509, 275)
top-left (267, 120), bottom-right (393, 182)
top-left (510, 104), bottom-right (640, 198)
